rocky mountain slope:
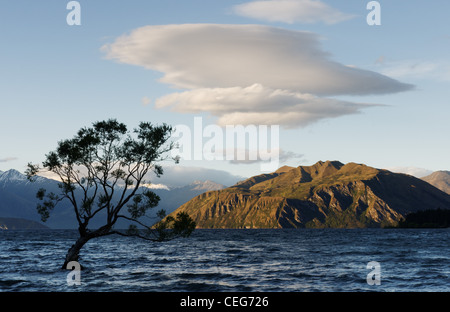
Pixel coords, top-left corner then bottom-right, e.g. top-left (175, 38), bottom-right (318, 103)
top-left (422, 171), bottom-right (450, 194)
top-left (169, 161), bottom-right (450, 228)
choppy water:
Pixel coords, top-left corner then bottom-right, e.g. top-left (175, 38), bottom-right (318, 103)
top-left (0, 229), bottom-right (448, 292)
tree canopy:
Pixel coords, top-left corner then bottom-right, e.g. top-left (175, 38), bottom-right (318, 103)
top-left (26, 119), bottom-right (195, 268)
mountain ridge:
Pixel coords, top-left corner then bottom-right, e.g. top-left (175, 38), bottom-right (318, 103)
top-left (422, 171), bottom-right (450, 194)
top-left (168, 161), bottom-right (450, 229)
top-left (0, 169), bottom-right (226, 229)
top-left (0, 217), bottom-right (49, 230)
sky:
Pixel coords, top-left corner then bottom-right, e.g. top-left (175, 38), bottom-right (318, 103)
top-left (1, 0), bottom-right (450, 186)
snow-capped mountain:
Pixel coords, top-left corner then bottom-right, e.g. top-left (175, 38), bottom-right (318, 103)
top-left (0, 169), bottom-right (65, 228)
top-left (190, 180), bottom-right (226, 191)
top-left (0, 169), bottom-right (225, 229)
top-left (0, 169), bottom-right (24, 183)
top-left (0, 169), bottom-right (48, 187)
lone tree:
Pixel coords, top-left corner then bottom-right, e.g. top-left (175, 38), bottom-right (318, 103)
top-left (26, 119), bottom-right (196, 269)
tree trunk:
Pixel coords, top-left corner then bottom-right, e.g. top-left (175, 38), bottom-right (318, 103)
top-left (62, 235), bottom-right (89, 270)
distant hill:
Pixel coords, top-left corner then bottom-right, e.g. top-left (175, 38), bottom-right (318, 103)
top-left (0, 169), bottom-right (225, 229)
top-left (0, 217), bottom-right (49, 230)
top-left (0, 169), bottom-right (67, 227)
top-left (422, 171), bottom-right (450, 194)
top-left (168, 161), bottom-right (450, 228)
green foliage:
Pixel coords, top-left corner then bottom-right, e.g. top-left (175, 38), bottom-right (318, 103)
top-left (398, 208), bottom-right (450, 228)
top-left (127, 191), bottom-right (161, 219)
top-left (34, 188), bottom-right (59, 222)
top-left (152, 212), bottom-right (197, 241)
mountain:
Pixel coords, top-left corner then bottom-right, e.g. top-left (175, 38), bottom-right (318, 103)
top-left (0, 169), bottom-right (67, 227)
top-left (0, 217), bottom-right (49, 230)
top-left (422, 171), bottom-right (450, 194)
top-left (0, 169), bottom-right (225, 229)
top-left (168, 161), bottom-right (450, 229)
top-left (136, 180), bottom-right (226, 219)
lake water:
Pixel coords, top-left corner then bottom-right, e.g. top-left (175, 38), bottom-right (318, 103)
top-left (0, 229), bottom-right (448, 292)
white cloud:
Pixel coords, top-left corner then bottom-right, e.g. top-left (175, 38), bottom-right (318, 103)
top-left (140, 183), bottom-right (170, 190)
top-left (382, 60), bottom-right (438, 79)
top-left (233, 0), bottom-right (355, 24)
top-left (103, 24), bottom-right (412, 96)
top-left (378, 59), bottom-right (450, 82)
top-left (228, 148), bottom-right (303, 165)
top-left (155, 83), bottom-right (380, 128)
top-left (37, 170), bottom-right (62, 181)
top-left (103, 24), bottom-right (413, 128)
top-left (387, 166), bottom-right (433, 178)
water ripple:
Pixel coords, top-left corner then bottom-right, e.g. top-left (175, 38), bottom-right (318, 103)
top-left (0, 229), bottom-right (448, 292)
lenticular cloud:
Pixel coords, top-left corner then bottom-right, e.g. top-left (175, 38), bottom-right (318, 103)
top-left (102, 24), bottom-right (413, 128)
top-left (233, 0), bottom-right (355, 25)
top-left (155, 83), bottom-right (380, 128)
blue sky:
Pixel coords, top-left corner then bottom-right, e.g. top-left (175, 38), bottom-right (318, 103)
top-left (1, 0), bottom-right (449, 185)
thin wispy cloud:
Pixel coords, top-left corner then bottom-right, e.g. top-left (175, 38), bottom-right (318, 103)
top-left (233, 0), bottom-right (355, 24)
top-left (379, 59), bottom-right (450, 82)
top-left (0, 157), bottom-right (17, 163)
top-left (387, 166), bottom-right (433, 178)
top-left (103, 24), bottom-right (413, 128)
top-left (141, 96), bottom-right (151, 106)
top-left (228, 149), bottom-right (304, 165)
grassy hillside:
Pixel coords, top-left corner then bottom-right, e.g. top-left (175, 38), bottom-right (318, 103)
top-left (168, 161), bottom-right (450, 229)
